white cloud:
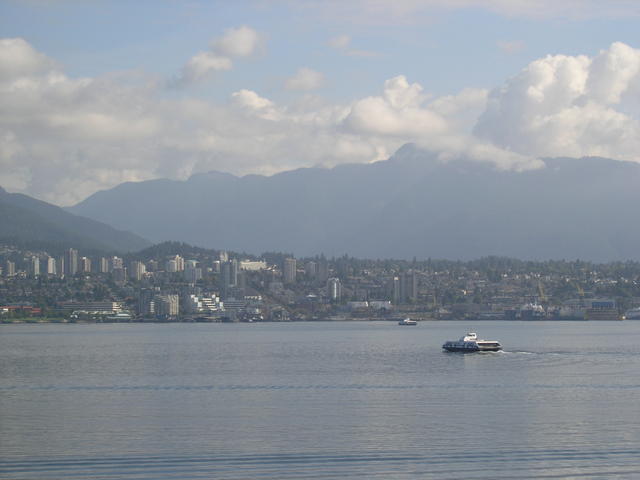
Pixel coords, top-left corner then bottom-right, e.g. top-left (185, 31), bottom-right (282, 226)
top-left (173, 26), bottom-right (261, 86)
top-left (211, 26), bottom-right (262, 58)
top-left (344, 76), bottom-right (445, 136)
top-left (285, 67), bottom-right (326, 91)
top-left (0, 38), bottom-right (56, 80)
top-left (3, 38), bottom-right (640, 207)
top-left (231, 89), bottom-right (282, 121)
top-left (178, 51), bottom-right (232, 84)
top-left (474, 41), bottom-right (640, 161)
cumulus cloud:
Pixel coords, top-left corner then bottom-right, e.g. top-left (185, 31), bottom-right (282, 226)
top-left (0, 38), bottom-right (56, 80)
top-left (474, 41), bottom-right (640, 161)
top-left (177, 51), bottom-right (232, 84)
top-left (3, 37), bottom-right (640, 207)
top-left (173, 26), bottom-right (261, 86)
top-left (344, 76), bottom-right (446, 136)
top-left (285, 67), bottom-right (326, 91)
top-left (211, 26), bottom-right (262, 58)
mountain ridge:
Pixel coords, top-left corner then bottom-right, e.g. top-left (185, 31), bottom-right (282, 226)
top-left (67, 145), bottom-right (640, 261)
top-left (0, 187), bottom-right (152, 253)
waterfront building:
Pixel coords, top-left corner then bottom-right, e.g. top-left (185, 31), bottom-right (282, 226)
top-left (59, 301), bottom-right (124, 313)
top-left (154, 294), bottom-right (179, 316)
top-left (369, 300), bottom-right (393, 311)
top-left (184, 294), bottom-right (223, 314)
top-left (222, 298), bottom-right (247, 313)
top-left (138, 288), bottom-right (157, 316)
top-left (284, 257), bottom-right (296, 284)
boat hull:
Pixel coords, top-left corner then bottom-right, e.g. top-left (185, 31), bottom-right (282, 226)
top-left (443, 345), bottom-right (501, 352)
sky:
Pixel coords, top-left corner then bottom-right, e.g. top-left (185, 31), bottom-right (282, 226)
top-left (1, 0), bottom-right (640, 206)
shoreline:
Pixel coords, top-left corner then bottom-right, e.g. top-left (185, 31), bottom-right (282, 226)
top-left (1, 317), bottom-right (628, 324)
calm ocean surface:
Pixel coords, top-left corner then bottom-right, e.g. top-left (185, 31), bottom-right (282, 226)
top-left (2, 321), bottom-right (640, 479)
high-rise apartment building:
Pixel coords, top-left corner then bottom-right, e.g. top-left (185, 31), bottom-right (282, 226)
top-left (130, 261), bottom-right (146, 281)
top-left (317, 259), bottom-right (329, 284)
top-left (81, 257), bottom-right (91, 273)
top-left (29, 256), bottom-right (40, 277)
top-left (138, 288), bottom-right (158, 316)
top-left (46, 257), bottom-right (56, 275)
top-left (99, 257), bottom-right (109, 273)
top-left (154, 294), bottom-right (179, 316)
top-left (392, 271), bottom-right (418, 304)
top-left (65, 248), bottom-right (79, 276)
top-left (56, 257), bottom-right (65, 278)
top-left (305, 261), bottom-right (317, 278)
top-left (166, 259), bottom-right (178, 272)
top-left (170, 255), bottom-right (184, 272)
top-left (184, 265), bottom-right (202, 283)
top-left (110, 256), bottom-right (123, 270)
top-left (5, 260), bottom-right (15, 277)
top-left (284, 257), bottom-right (296, 284)
top-left (327, 277), bottom-right (342, 302)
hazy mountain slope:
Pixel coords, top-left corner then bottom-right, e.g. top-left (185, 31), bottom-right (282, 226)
top-left (67, 146), bottom-right (640, 261)
top-left (0, 187), bottom-right (151, 252)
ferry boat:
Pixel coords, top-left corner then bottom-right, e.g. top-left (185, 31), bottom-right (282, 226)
top-left (442, 332), bottom-right (502, 352)
top-left (398, 318), bottom-right (417, 326)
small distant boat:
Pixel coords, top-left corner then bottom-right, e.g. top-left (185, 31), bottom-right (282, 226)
top-left (398, 318), bottom-right (417, 326)
top-left (442, 332), bottom-right (502, 352)
top-left (624, 307), bottom-right (640, 320)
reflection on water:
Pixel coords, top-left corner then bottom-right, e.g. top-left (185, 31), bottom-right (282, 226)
top-left (2, 321), bottom-right (640, 479)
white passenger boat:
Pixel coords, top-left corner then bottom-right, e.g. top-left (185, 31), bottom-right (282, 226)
top-left (623, 307), bottom-right (640, 320)
top-left (442, 332), bottom-right (502, 352)
top-left (398, 318), bottom-right (417, 326)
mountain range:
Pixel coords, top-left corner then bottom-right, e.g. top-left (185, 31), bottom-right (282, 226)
top-left (67, 145), bottom-right (640, 262)
top-left (0, 186), bottom-right (151, 253)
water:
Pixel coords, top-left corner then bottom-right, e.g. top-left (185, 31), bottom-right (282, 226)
top-left (1, 321), bottom-right (640, 479)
